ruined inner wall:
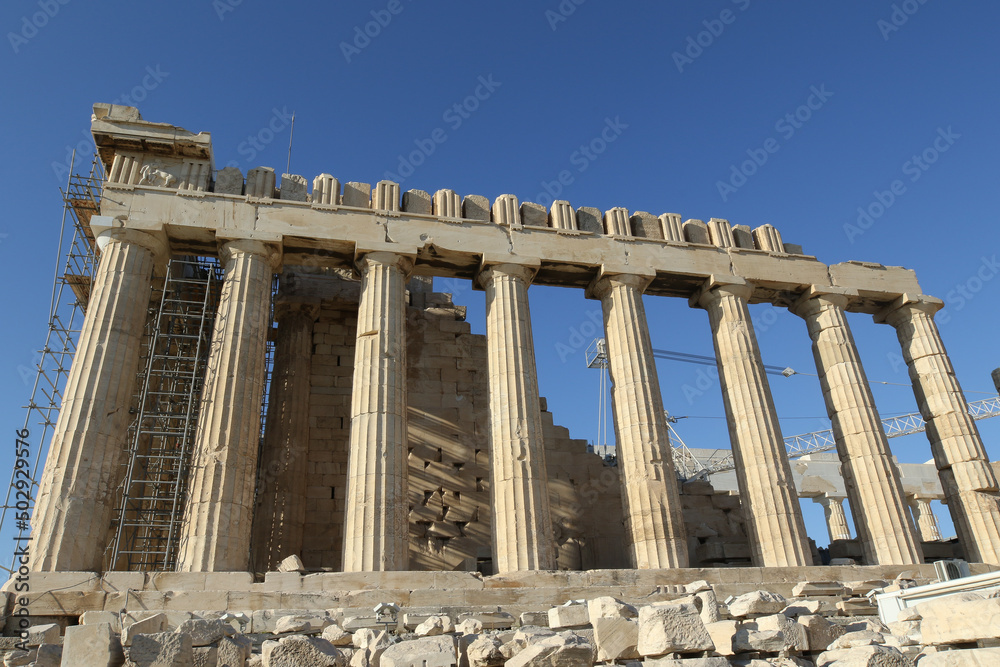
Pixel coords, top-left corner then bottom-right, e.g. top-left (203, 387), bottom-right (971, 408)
top-left (269, 270), bottom-right (630, 572)
top-left (264, 270), bottom-right (747, 572)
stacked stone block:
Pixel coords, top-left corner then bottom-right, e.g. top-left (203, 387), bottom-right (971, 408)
top-left (679, 481), bottom-right (753, 567)
top-left (6, 567), bottom-right (999, 666)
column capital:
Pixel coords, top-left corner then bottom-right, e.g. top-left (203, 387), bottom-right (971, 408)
top-left (790, 285), bottom-right (859, 317)
top-left (475, 256), bottom-right (540, 290)
top-left (355, 250), bottom-right (415, 278)
top-left (874, 293), bottom-right (944, 325)
top-left (585, 266), bottom-right (655, 300)
top-left (272, 299), bottom-right (320, 322)
top-left (220, 238), bottom-right (283, 271)
top-left (689, 275), bottom-right (752, 310)
top-left (97, 227), bottom-right (169, 265)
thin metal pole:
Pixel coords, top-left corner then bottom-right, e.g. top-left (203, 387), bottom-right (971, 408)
top-left (285, 112), bottom-right (296, 175)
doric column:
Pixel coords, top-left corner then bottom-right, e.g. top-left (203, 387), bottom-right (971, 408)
top-left (588, 272), bottom-right (687, 568)
top-left (909, 496), bottom-right (944, 542)
top-left (816, 495), bottom-right (852, 542)
top-left (477, 262), bottom-right (555, 573)
top-left (342, 252), bottom-right (413, 571)
top-left (31, 228), bottom-right (166, 572)
top-left (692, 280), bottom-right (811, 567)
top-left (177, 239), bottom-right (278, 572)
top-left (251, 301), bottom-right (319, 572)
top-left (879, 296), bottom-right (1000, 564)
top-left (792, 289), bottom-right (922, 565)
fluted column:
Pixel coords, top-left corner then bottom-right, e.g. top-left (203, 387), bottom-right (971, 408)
top-left (589, 273), bottom-right (687, 568)
top-left (31, 229), bottom-right (165, 571)
top-left (910, 496), bottom-right (944, 542)
top-left (879, 296), bottom-right (1000, 564)
top-left (251, 301), bottom-right (318, 572)
top-left (816, 496), bottom-right (852, 542)
top-left (342, 252), bottom-right (413, 572)
top-left (477, 263), bottom-right (555, 573)
top-left (692, 281), bottom-right (811, 567)
top-left (792, 290), bottom-right (922, 565)
top-left (177, 239), bottom-right (278, 572)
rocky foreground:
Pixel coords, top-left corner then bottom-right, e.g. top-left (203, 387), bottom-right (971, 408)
top-left (2, 577), bottom-right (999, 666)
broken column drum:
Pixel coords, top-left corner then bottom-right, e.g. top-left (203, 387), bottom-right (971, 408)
top-left (25, 103), bottom-right (1000, 578)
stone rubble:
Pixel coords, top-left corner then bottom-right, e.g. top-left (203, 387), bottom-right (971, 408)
top-left (5, 579), bottom-right (1000, 666)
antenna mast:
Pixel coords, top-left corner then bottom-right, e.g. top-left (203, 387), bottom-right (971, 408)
top-left (285, 111), bottom-right (296, 175)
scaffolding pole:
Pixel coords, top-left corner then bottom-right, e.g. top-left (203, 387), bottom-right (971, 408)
top-left (0, 154), bottom-right (102, 576)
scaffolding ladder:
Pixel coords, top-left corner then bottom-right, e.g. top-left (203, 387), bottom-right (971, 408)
top-left (108, 258), bottom-right (222, 572)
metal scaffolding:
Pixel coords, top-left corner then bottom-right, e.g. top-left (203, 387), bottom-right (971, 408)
top-left (107, 262), bottom-right (276, 572)
top-left (108, 257), bottom-right (223, 572)
top-left (0, 153), bottom-right (100, 576)
top-left (5, 150), bottom-right (278, 574)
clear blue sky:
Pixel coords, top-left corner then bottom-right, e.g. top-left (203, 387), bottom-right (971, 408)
top-left (2, 0), bottom-right (999, 554)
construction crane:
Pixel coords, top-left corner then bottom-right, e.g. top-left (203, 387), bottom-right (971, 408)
top-left (585, 338), bottom-right (1000, 480)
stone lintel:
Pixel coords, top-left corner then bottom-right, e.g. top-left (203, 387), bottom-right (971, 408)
top-left (874, 292), bottom-right (944, 324)
top-left (101, 188), bottom-right (927, 306)
top-left (829, 262), bottom-right (923, 304)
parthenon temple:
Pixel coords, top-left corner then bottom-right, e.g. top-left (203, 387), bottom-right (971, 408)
top-left (27, 103), bottom-right (1000, 585)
